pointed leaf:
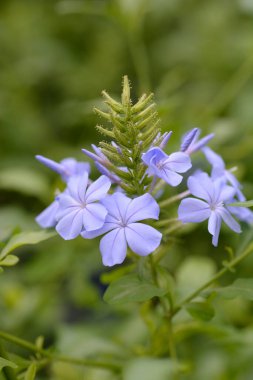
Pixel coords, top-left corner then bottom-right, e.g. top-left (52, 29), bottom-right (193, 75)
top-left (104, 274), bottom-right (167, 305)
top-left (0, 231), bottom-right (56, 260)
top-left (0, 357), bottom-right (17, 371)
top-left (218, 278), bottom-right (253, 300)
top-left (0, 255), bottom-right (19, 267)
top-left (25, 363), bottom-right (37, 380)
top-left (185, 302), bottom-right (215, 321)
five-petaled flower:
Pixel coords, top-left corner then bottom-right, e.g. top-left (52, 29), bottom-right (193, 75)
top-left (82, 192), bottom-right (162, 266)
top-left (142, 146), bottom-right (191, 187)
top-left (55, 173), bottom-right (111, 240)
top-left (178, 172), bottom-right (241, 246)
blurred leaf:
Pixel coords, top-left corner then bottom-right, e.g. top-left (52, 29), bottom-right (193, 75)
top-left (103, 274), bottom-right (167, 305)
top-left (0, 357), bottom-right (17, 371)
top-left (218, 278), bottom-right (253, 301)
top-left (25, 362), bottom-right (37, 380)
top-left (0, 230), bottom-right (56, 260)
top-left (0, 255), bottom-right (19, 267)
top-left (185, 302), bottom-right (215, 321)
top-left (123, 358), bottom-right (177, 380)
top-left (0, 168), bottom-right (50, 201)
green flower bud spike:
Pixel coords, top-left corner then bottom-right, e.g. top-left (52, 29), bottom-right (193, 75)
top-left (95, 75), bottom-right (160, 196)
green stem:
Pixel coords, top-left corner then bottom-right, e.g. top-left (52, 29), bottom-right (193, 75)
top-left (159, 191), bottom-right (190, 208)
top-left (172, 242), bottom-right (253, 317)
top-left (0, 331), bottom-right (121, 373)
top-left (148, 256), bottom-right (179, 378)
top-left (0, 340), bottom-right (17, 380)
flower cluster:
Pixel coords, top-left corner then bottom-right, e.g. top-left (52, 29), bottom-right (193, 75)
top-left (36, 77), bottom-right (253, 266)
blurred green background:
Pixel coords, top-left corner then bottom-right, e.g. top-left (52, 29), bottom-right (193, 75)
top-left (1, 0), bottom-right (253, 379)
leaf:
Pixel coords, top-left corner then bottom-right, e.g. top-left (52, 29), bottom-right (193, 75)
top-left (0, 357), bottom-right (17, 371)
top-left (123, 358), bottom-right (177, 380)
top-left (228, 200), bottom-right (253, 207)
top-left (218, 278), bottom-right (253, 300)
top-left (25, 363), bottom-right (37, 380)
top-left (0, 231), bottom-right (56, 260)
top-left (103, 274), bottom-right (167, 305)
top-left (185, 302), bottom-right (215, 321)
top-left (0, 255), bottom-right (19, 266)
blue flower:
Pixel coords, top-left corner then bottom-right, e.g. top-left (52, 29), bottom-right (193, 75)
top-left (202, 146), bottom-right (253, 224)
top-left (82, 192), bottom-right (162, 266)
top-left (181, 128), bottom-right (214, 154)
top-left (36, 199), bottom-right (60, 228)
top-left (55, 173), bottom-right (111, 240)
top-left (36, 155), bottom-right (90, 182)
top-left (178, 172), bottom-right (241, 246)
top-left (142, 147), bottom-right (191, 186)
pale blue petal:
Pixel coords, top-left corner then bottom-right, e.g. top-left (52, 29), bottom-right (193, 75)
top-left (191, 133), bottom-right (214, 153)
top-left (56, 210), bottom-right (83, 240)
top-left (125, 223), bottom-right (162, 256)
top-left (164, 152), bottom-right (192, 173)
top-left (126, 194), bottom-right (160, 223)
top-left (82, 203), bottom-right (108, 231)
top-left (208, 211), bottom-right (222, 247)
top-left (100, 228), bottom-right (127, 266)
top-left (187, 173), bottom-right (214, 202)
top-left (101, 193), bottom-right (131, 221)
top-left (218, 208), bottom-right (241, 233)
top-left (67, 173), bottom-right (88, 203)
top-left (36, 200), bottom-right (59, 228)
top-left (156, 166), bottom-right (183, 186)
top-left (142, 147), bottom-right (168, 166)
top-left (81, 219), bottom-right (117, 239)
top-left (228, 206), bottom-right (253, 224)
top-left (202, 147), bottom-right (225, 169)
top-left (85, 175), bottom-right (111, 203)
top-left (218, 185), bottom-right (236, 203)
top-left (178, 198), bottom-right (211, 223)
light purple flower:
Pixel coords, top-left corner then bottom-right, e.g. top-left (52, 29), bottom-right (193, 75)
top-left (178, 172), bottom-right (241, 246)
top-left (36, 199), bottom-right (60, 228)
top-left (142, 147), bottom-right (191, 186)
top-left (36, 155), bottom-right (90, 182)
top-left (181, 128), bottom-right (214, 154)
top-left (82, 192), bottom-right (162, 266)
top-left (55, 173), bottom-right (111, 240)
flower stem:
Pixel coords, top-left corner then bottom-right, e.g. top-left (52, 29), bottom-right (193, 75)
top-left (0, 331), bottom-right (121, 373)
top-left (171, 242), bottom-right (253, 317)
top-left (0, 340), bottom-right (17, 380)
top-left (159, 191), bottom-right (190, 208)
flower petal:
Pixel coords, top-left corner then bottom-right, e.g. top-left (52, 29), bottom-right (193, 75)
top-left (81, 219), bottom-right (117, 239)
top-left (219, 208), bottom-right (241, 233)
top-left (82, 203), bottom-right (108, 231)
top-left (85, 175), bottom-right (111, 203)
top-left (181, 128), bottom-right (200, 152)
top-left (202, 147), bottom-right (225, 169)
top-left (67, 173), bottom-right (88, 203)
top-left (208, 211), bottom-right (222, 247)
top-left (142, 147), bottom-right (167, 166)
top-left (187, 173), bottom-right (214, 202)
top-left (101, 193), bottom-right (131, 221)
top-left (56, 210), bottom-right (83, 240)
top-left (164, 152), bottom-right (192, 173)
top-left (178, 198), bottom-right (211, 223)
top-left (36, 200), bottom-right (59, 228)
top-left (126, 194), bottom-right (160, 223)
top-left (156, 166), bottom-right (183, 186)
top-left (125, 223), bottom-right (162, 256)
top-left (36, 155), bottom-right (64, 175)
top-left (100, 228), bottom-right (127, 266)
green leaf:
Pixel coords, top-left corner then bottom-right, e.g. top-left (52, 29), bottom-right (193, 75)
top-left (25, 362), bottom-right (37, 380)
top-left (228, 200), bottom-right (253, 207)
top-left (103, 274), bottom-right (167, 305)
top-left (218, 278), bottom-right (253, 300)
top-left (185, 302), bottom-right (215, 321)
top-left (0, 255), bottom-right (19, 266)
top-left (0, 231), bottom-right (56, 260)
top-left (0, 357), bottom-right (17, 371)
